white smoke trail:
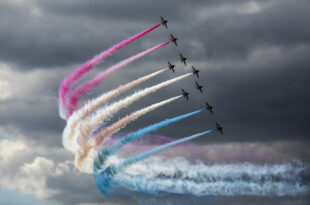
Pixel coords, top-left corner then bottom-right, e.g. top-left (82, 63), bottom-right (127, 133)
top-left (62, 68), bottom-right (167, 153)
top-left (108, 157), bottom-right (309, 196)
top-left (75, 96), bottom-right (182, 171)
top-left (72, 73), bottom-right (191, 172)
top-left (93, 95), bottom-right (182, 146)
top-left (115, 174), bottom-right (307, 196)
top-left (89, 73), bottom-right (191, 131)
top-left (125, 156), bottom-right (306, 181)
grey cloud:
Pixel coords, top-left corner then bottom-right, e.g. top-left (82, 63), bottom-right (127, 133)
top-left (35, 0), bottom-right (252, 21)
top-left (3, 0), bottom-right (308, 69)
top-left (183, 0), bottom-right (310, 61)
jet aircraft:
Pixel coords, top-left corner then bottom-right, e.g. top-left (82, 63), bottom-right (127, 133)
top-left (160, 16), bottom-right (168, 28)
top-left (170, 34), bottom-right (178, 46)
top-left (182, 89), bottom-right (189, 100)
top-left (180, 54), bottom-right (187, 66)
top-left (205, 102), bottom-right (214, 114)
top-left (168, 61), bottom-right (175, 73)
top-left (192, 66), bottom-right (200, 78)
top-left (195, 81), bottom-right (203, 93)
top-left (216, 122), bottom-right (224, 134)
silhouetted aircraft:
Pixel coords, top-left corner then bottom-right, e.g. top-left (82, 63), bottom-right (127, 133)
top-left (170, 34), bottom-right (178, 46)
top-left (180, 54), bottom-right (187, 66)
top-left (182, 89), bottom-right (189, 100)
top-left (216, 122), bottom-right (224, 134)
top-left (195, 81), bottom-right (203, 93)
top-left (168, 61), bottom-right (175, 73)
top-left (192, 66), bottom-right (200, 78)
top-left (205, 102), bottom-right (214, 114)
top-left (160, 16), bottom-right (168, 28)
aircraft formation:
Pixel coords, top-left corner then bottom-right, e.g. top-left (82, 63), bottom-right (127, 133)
top-left (161, 16), bottom-right (223, 134)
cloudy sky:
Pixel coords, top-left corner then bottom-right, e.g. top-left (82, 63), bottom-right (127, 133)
top-left (0, 0), bottom-right (309, 204)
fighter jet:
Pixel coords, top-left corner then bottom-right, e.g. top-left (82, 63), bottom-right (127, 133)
top-left (195, 81), bottom-right (203, 94)
top-left (192, 66), bottom-right (200, 78)
top-left (180, 54), bottom-right (187, 66)
top-left (205, 102), bottom-right (214, 114)
top-left (216, 122), bottom-right (224, 134)
top-left (160, 16), bottom-right (168, 28)
top-left (168, 61), bottom-right (175, 73)
top-left (182, 89), bottom-right (189, 100)
top-left (170, 34), bottom-right (178, 46)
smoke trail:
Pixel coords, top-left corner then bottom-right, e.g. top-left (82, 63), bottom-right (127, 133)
top-left (114, 172), bottom-right (308, 196)
top-left (75, 96), bottom-right (182, 170)
top-left (125, 158), bottom-right (308, 183)
top-left (120, 129), bottom-right (216, 169)
top-left (94, 156), bottom-right (309, 196)
top-left (88, 73), bottom-right (191, 132)
top-left (101, 109), bottom-right (206, 159)
top-left (94, 96), bottom-right (182, 145)
top-left (62, 68), bottom-right (167, 153)
top-left (66, 41), bottom-right (171, 118)
top-left (93, 129), bottom-right (309, 196)
top-left (93, 130), bottom-right (215, 195)
top-left (75, 73), bottom-right (192, 158)
top-left (58, 24), bottom-right (161, 118)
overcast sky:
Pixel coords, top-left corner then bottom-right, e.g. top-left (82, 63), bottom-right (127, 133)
top-left (0, 0), bottom-right (309, 204)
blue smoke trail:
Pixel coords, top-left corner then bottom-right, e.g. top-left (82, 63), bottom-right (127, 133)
top-left (96, 108), bottom-right (206, 167)
top-left (93, 129), bottom-right (310, 198)
top-left (93, 129), bottom-right (215, 195)
top-left (92, 115), bottom-right (310, 199)
top-left (121, 129), bottom-right (216, 169)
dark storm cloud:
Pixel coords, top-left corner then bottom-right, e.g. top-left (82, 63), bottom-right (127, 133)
top-left (35, 0), bottom-right (252, 21)
top-left (189, 0), bottom-right (310, 61)
top-left (167, 44), bottom-right (310, 143)
top-left (0, 0), bottom-right (280, 69)
top-left (0, 1), bottom-right (147, 69)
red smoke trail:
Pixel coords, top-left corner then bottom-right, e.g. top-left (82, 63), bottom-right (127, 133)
top-left (58, 24), bottom-right (161, 117)
top-left (66, 41), bottom-right (170, 118)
